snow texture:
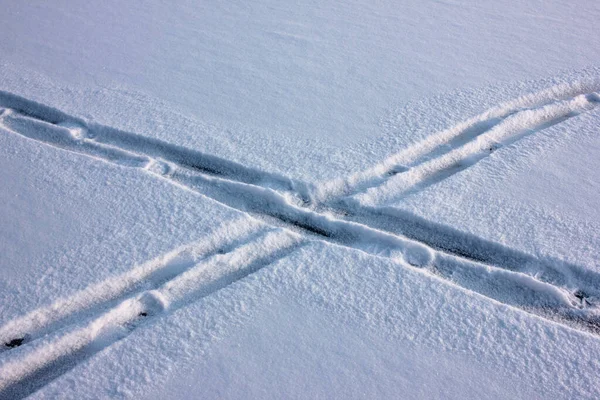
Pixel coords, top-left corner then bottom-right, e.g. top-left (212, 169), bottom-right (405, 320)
top-left (1, 1), bottom-right (600, 399)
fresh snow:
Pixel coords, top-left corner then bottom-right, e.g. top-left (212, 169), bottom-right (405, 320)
top-left (1, 0), bottom-right (600, 399)
top-left (1, 0), bottom-right (600, 182)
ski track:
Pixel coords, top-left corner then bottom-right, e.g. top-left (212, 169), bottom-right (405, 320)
top-left (349, 92), bottom-right (600, 205)
top-left (313, 81), bottom-right (600, 203)
top-left (1, 83), bottom-right (600, 398)
top-left (0, 218), bottom-right (267, 352)
top-left (0, 95), bottom-right (437, 267)
top-left (0, 229), bottom-right (305, 399)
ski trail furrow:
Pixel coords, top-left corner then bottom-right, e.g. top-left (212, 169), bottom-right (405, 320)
top-left (430, 253), bottom-right (600, 335)
top-left (0, 110), bottom-right (151, 169)
top-left (1, 83), bottom-right (600, 392)
top-left (2, 88), bottom-right (599, 330)
top-left (0, 90), bottom-right (312, 201)
top-left (313, 81), bottom-right (600, 203)
top-left (0, 229), bottom-right (304, 400)
top-left (0, 218), bottom-right (266, 352)
top-left (167, 168), bottom-right (434, 267)
top-left (0, 104), bottom-right (436, 268)
top-left (2, 88), bottom-right (598, 314)
top-left (352, 93), bottom-right (599, 205)
top-left (327, 202), bottom-right (600, 311)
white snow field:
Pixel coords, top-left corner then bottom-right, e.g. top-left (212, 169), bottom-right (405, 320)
top-left (1, 0), bottom-right (600, 399)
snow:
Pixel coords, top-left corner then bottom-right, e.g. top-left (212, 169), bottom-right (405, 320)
top-left (1, 0), bottom-right (600, 182)
top-left (1, 0), bottom-right (600, 398)
top-left (386, 104), bottom-right (600, 269)
top-left (149, 299), bottom-right (538, 400)
top-left (20, 243), bottom-right (600, 399)
top-left (0, 122), bottom-right (255, 323)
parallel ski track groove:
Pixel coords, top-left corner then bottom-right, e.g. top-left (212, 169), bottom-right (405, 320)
top-left (1, 85), bottom-right (600, 398)
top-left (344, 93), bottom-right (600, 204)
top-left (0, 230), bottom-right (305, 399)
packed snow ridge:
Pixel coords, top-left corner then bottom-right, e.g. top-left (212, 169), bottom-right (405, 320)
top-left (0, 79), bottom-right (600, 398)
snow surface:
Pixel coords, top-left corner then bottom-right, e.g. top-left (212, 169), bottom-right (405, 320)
top-left (385, 106), bottom-right (600, 269)
top-left (20, 243), bottom-right (600, 399)
top-left (1, 0), bottom-right (600, 399)
top-left (1, 0), bottom-right (600, 182)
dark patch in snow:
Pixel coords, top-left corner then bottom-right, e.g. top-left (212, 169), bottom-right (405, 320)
top-left (385, 165), bottom-right (409, 177)
top-left (4, 337), bottom-right (25, 348)
top-left (574, 289), bottom-right (588, 301)
top-left (286, 218), bottom-right (332, 238)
